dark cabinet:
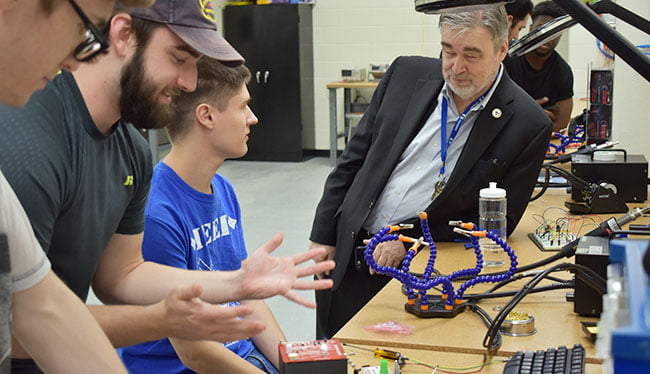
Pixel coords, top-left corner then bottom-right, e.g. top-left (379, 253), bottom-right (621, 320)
top-left (224, 4), bottom-right (314, 161)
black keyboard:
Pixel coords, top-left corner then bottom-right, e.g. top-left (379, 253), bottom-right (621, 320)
top-left (503, 344), bottom-right (585, 374)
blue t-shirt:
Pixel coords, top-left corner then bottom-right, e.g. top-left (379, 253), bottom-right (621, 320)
top-left (119, 162), bottom-right (253, 373)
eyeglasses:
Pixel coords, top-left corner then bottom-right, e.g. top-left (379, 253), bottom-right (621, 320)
top-left (68, 0), bottom-right (110, 62)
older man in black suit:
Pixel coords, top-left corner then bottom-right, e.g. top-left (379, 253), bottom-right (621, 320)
top-left (309, 6), bottom-right (553, 338)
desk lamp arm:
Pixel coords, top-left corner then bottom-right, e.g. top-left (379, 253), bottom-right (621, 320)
top-left (554, 0), bottom-right (650, 82)
top-left (590, 0), bottom-right (650, 34)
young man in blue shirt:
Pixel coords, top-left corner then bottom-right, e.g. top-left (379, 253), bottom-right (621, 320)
top-left (121, 58), bottom-right (282, 373)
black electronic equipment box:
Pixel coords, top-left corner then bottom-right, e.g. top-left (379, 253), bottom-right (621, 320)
top-left (574, 236), bottom-right (609, 317)
top-left (571, 151), bottom-right (647, 203)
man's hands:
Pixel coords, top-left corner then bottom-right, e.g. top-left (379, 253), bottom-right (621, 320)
top-left (309, 241), bottom-right (336, 279)
top-left (536, 96), bottom-right (572, 133)
top-left (158, 284), bottom-right (265, 343)
top-left (239, 233), bottom-right (335, 308)
top-left (536, 97), bottom-right (557, 122)
top-left (365, 240), bottom-right (406, 275)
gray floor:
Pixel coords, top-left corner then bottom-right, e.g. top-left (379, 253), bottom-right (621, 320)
top-left (88, 156), bottom-right (335, 342)
top-left (219, 156), bottom-right (334, 341)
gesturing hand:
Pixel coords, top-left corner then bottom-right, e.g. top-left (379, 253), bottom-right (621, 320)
top-left (159, 284), bottom-right (265, 343)
top-left (239, 232), bottom-right (335, 308)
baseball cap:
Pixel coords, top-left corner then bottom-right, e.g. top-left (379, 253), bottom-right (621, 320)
top-left (130, 0), bottom-right (244, 66)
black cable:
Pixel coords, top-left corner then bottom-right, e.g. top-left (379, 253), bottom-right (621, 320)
top-left (536, 182), bottom-right (571, 188)
top-left (485, 272), bottom-right (569, 293)
top-left (451, 250), bottom-right (569, 282)
top-left (531, 142), bottom-right (611, 202)
top-left (484, 264), bottom-right (603, 352)
top-left (467, 302), bottom-right (502, 353)
top-left (545, 274), bottom-right (571, 283)
top-left (487, 273), bottom-right (530, 292)
top-left (483, 263), bottom-right (606, 353)
top-left (464, 283), bottom-right (573, 302)
top-left (530, 166), bottom-right (551, 202)
top-left (410, 251), bottom-right (569, 282)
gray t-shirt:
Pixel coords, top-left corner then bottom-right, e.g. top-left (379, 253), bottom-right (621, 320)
top-left (0, 171), bottom-right (50, 368)
top-left (0, 71), bottom-right (152, 300)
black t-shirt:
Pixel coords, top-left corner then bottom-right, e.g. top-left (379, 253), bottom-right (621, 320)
top-left (503, 51), bottom-right (574, 108)
top-left (0, 71), bottom-right (152, 300)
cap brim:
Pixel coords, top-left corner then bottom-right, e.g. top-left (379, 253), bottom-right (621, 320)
top-left (167, 24), bottom-right (244, 67)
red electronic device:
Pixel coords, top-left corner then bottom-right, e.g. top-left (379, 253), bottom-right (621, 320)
top-left (278, 339), bottom-right (348, 374)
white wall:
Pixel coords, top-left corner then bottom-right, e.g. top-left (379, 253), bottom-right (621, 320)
top-left (217, 1), bottom-right (649, 157)
top-left (610, 0), bottom-right (650, 161)
top-left (309, 0), bottom-right (440, 150)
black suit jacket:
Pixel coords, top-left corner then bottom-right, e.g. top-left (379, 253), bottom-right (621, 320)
top-left (311, 56), bottom-right (552, 289)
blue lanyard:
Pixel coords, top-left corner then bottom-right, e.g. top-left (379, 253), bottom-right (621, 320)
top-left (439, 94), bottom-right (487, 176)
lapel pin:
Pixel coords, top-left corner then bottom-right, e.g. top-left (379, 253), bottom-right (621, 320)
top-left (492, 108), bottom-right (502, 119)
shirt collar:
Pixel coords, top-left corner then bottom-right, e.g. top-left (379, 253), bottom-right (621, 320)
top-left (442, 63), bottom-right (504, 114)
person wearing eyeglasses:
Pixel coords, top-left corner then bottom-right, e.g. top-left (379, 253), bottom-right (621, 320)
top-left (0, 1), bottom-right (334, 372)
top-left (0, 0), bottom-right (159, 373)
top-left (0, 0), bottom-right (113, 109)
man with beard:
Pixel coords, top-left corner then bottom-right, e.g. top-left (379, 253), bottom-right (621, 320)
top-left (503, 1), bottom-right (574, 132)
top-left (309, 6), bottom-right (553, 338)
top-left (1, 1), bottom-right (154, 372)
top-left (0, 1), bottom-right (334, 372)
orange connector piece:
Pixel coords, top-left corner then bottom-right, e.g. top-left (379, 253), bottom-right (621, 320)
top-left (421, 304), bottom-right (429, 311)
top-left (441, 294), bottom-right (448, 300)
top-left (455, 299), bottom-right (463, 305)
top-left (473, 230), bottom-right (487, 237)
top-left (444, 304), bottom-right (453, 311)
top-left (460, 222), bottom-right (474, 230)
top-left (407, 298), bottom-right (415, 305)
top-left (398, 234), bottom-right (418, 243)
top-left (388, 225), bottom-right (401, 233)
top-left (419, 211), bottom-right (428, 219)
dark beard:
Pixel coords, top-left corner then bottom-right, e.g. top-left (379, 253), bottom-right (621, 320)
top-left (119, 50), bottom-right (177, 130)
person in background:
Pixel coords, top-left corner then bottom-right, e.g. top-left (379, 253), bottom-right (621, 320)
top-left (503, 1), bottom-right (574, 132)
top-left (309, 6), bottom-right (552, 338)
top-left (0, 0), bottom-right (153, 372)
top-left (121, 58), bottom-right (283, 374)
top-left (505, 0), bottom-right (533, 41)
top-left (0, 1), bottom-right (334, 372)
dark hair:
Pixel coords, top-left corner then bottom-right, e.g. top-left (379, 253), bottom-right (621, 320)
top-left (532, 1), bottom-right (567, 21)
top-left (166, 58), bottom-right (252, 141)
top-left (130, 16), bottom-right (165, 50)
top-left (505, 0), bottom-right (533, 27)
